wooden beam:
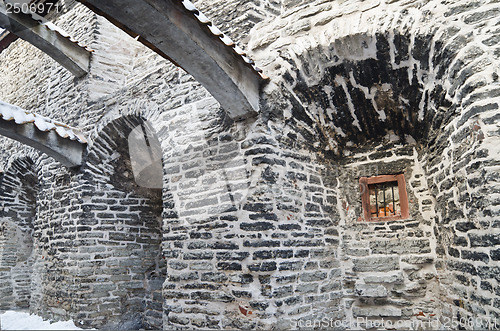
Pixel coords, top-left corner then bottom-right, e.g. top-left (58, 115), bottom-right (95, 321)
top-left (0, 100), bottom-right (87, 167)
top-left (76, 0), bottom-right (266, 120)
top-left (0, 30), bottom-right (18, 53)
top-left (0, 4), bottom-right (91, 77)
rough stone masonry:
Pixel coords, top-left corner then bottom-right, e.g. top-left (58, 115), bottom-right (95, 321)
top-left (0, 0), bottom-right (499, 329)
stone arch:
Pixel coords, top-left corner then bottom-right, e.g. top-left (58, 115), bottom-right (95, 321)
top-left (75, 114), bottom-right (165, 329)
top-left (273, 30), bottom-right (448, 156)
top-left (77, 0), bottom-right (266, 120)
top-left (0, 157), bottom-right (38, 310)
top-left (259, 5), bottom-right (500, 324)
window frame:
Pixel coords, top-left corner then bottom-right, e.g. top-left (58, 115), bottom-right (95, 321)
top-left (359, 174), bottom-right (409, 222)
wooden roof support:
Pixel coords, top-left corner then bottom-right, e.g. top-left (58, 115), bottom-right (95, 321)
top-left (0, 4), bottom-right (91, 77)
top-left (0, 100), bottom-right (87, 167)
top-left (0, 30), bottom-right (18, 53)
top-left (76, 0), bottom-right (266, 120)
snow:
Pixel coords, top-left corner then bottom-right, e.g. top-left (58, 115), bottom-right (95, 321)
top-left (0, 100), bottom-right (87, 143)
top-left (0, 311), bottom-right (84, 330)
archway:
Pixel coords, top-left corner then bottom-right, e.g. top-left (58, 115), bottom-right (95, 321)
top-left (0, 157), bottom-right (37, 310)
top-left (265, 17), bottom-right (500, 323)
top-left (73, 115), bottom-right (165, 329)
top-left (0, 100), bottom-right (87, 167)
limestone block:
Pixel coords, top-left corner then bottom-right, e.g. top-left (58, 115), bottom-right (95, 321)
top-left (354, 283), bottom-right (388, 297)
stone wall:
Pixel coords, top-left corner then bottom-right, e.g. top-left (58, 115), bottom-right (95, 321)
top-left (0, 0), bottom-right (498, 330)
top-left (245, 0), bottom-right (500, 328)
top-left (68, 115), bottom-right (164, 329)
top-left (334, 144), bottom-right (441, 328)
top-left (160, 119), bottom-right (342, 329)
top-left (0, 157), bottom-right (37, 310)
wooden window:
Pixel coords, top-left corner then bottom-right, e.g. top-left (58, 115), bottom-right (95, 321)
top-left (359, 174), bottom-right (409, 222)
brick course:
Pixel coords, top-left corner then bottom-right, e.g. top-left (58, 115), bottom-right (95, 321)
top-left (0, 0), bottom-right (498, 329)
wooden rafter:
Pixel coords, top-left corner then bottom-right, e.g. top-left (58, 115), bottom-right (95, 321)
top-left (0, 2), bottom-right (91, 77)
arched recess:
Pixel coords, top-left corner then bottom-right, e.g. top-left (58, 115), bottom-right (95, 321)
top-left (75, 115), bottom-right (165, 330)
top-left (272, 25), bottom-right (499, 212)
top-left (0, 157), bottom-right (38, 310)
top-left (0, 100), bottom-right (87, 167)
top-left (268, 17), bottom-right (500, 323)
top-left (277, 32), bottom-right (440, 157)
